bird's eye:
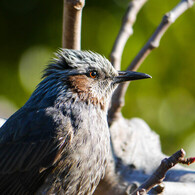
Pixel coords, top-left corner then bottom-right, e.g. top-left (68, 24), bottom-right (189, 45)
top-left (89, 71), bottom-right (98, 79)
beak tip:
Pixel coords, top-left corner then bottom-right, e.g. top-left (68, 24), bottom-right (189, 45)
top-left (146, 74), bottom-right (152, 79)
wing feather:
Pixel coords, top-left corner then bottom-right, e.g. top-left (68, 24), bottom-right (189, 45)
top-left (0, 107), bottom-right (72, 194)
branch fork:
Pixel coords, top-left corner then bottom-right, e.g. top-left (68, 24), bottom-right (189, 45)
top-left (131, 149), bottom-right (195, 195)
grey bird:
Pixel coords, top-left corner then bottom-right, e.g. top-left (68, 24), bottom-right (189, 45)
top-left (0, 49), bottom-right (151, 195)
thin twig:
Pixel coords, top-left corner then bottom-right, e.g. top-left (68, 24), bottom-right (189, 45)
top-left (108, 0), bottom-right (195, 124)
top-left (179, 156), bottom-right (195, 165)
top-left (62, 0), bottom-right (85, 50)
top-left (110, 0), bottom-right (148, 71)
top-left (131, 149), bottom-right (195, 195)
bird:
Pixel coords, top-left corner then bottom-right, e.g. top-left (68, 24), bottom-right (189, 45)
top-left (0, 49), bottom-right (151, 195)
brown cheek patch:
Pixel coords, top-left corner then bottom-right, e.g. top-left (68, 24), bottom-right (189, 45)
top-left (68, 75), bottom-right (106, 110)
top-left (68, 75), bottom-right (91, 93)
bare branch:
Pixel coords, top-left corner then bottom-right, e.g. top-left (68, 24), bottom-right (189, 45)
top-left (108, 0), bottom-right (195, 124)
top-left (108, 0), bottom-right (148, 124)
top-left (129, 0), bottom-right (195, 71)
top-left (131, 149), bottom-right (195, 195)
top-left (62, 0), bottom-right (85, 50)
top-left (110, 0), bottom-right (148, 71)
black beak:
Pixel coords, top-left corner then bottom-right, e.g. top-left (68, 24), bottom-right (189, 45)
top-left (113, 71), bottom-right (152, 84)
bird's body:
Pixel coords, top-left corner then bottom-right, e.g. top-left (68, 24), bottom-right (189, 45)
top-left (0, 49), bottom-right (150, 194)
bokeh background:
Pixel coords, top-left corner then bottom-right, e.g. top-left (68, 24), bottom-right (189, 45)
top-left (0, 0), bottom-right (195, 164)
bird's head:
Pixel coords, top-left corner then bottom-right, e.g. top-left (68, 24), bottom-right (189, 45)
top-left (31, 49), bottom-right (151, 110)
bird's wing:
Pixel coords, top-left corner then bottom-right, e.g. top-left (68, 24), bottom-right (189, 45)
top-left (0, 107), bottom-right (72, 194)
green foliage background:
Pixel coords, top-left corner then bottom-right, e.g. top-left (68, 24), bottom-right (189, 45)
top-left (0, 0), bottom-right (195, 160)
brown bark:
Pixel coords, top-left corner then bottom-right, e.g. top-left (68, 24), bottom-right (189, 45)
top-left (62, 0), bottom-right (85, 49)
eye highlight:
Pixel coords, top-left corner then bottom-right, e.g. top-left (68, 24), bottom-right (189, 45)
top-left (89, 71), bottom-right (98, 79)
